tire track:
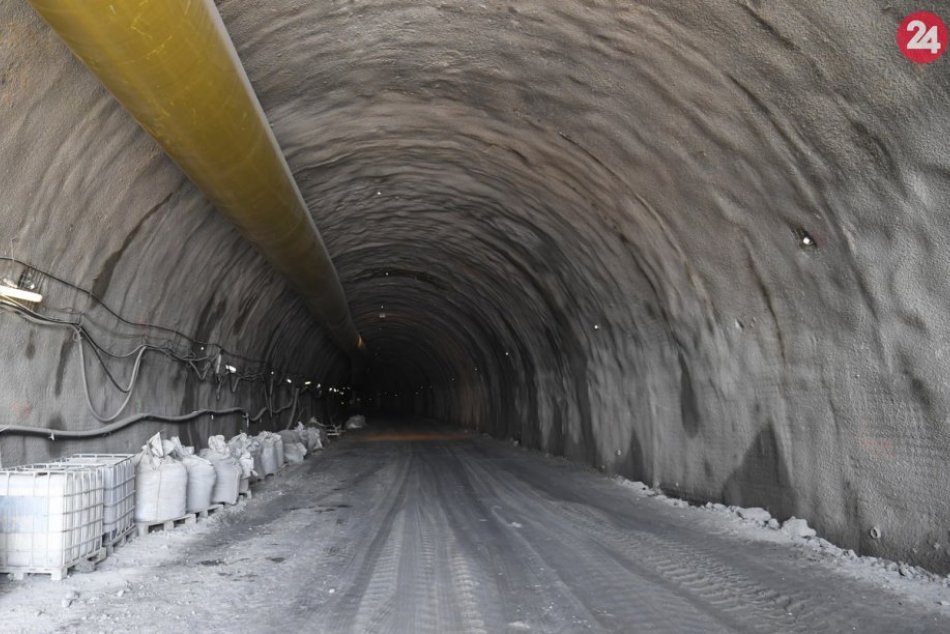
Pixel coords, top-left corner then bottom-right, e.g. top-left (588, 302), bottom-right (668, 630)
top-left (88, 427), bottom-right (947, 634)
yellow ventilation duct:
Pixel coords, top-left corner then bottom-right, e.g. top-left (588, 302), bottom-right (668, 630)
top-left (28, 0), bottom-right (364, 355)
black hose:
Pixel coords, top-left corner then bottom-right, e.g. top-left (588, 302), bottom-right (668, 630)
top-left (0, 408), bottom-right (247, 439)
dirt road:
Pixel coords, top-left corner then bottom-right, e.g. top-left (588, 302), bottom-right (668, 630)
top-left (3, 423), bottom-right (948, 633)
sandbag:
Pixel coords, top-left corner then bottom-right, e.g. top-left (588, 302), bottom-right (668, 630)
top-left (256, 434), bottom-right (278, 476)
top-left (227, 433), bottom-right (256, 480)
top-left (208, 458), bottom-right (240, 504)
top-left (268, 432), bottom-right (285, 467)
top-left (227, 433), bottom-right (246, 458)
top-left (181, 454), bottom-right (216, 513)
top-left (166, 436), bottom-right (216, 513)
top-left (278, 430), bottom-right (304, 456)
top-left (246, 436), bottom-right (267, 478)
top-left (284, 441), bottom-right (307, 464)
top-left (135, 432), bottom-right (187, 523)
top-left (294, 423), bottom-right (312, 451)
top-left (206, 434), bottom-right (230, 459)
top-left (311, 426), bottom-right (327, 450)
top-left (202, 435), bottom-right (241, 505)
top-left (296, 422), bottom-right (324, 452)
top-left (258, 431), bottom-right (285, 470)
top-left (345, 415), bottom-right (366, 430)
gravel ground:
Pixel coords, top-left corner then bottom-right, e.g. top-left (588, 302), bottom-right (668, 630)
top-left (2, 422), bottom-right (949, 633)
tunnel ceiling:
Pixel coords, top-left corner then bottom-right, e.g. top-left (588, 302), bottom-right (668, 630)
top-left (2, 0), bottom-right (950, 572)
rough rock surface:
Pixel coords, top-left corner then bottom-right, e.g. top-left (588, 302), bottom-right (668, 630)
top-left (782, 517), bottom-right (818, 540)
top-left (0, 0), bottom-right (948, 571)
top-left (738, 507), bottom-right (773, 523)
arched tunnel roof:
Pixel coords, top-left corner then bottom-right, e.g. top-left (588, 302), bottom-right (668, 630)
top-left (0, 0), bottom-right (948, 572)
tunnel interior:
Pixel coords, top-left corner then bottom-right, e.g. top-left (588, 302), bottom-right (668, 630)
top-left (1, 0), bottom-right (949, 574)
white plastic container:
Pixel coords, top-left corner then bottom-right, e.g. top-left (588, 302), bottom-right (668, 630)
top-left (57, 454), bottom-right (134, 544)
top-left (0, 466), bottom-right (104, 579)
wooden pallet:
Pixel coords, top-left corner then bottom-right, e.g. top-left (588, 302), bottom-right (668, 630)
top-left (196, 504), bottom-right (224, 519)
top-left (135, 513), bottom-right (197, 538)
top-left (4, 547), bottom-right (107, 582)
top-left (104, 526), bottom-right (135, 556)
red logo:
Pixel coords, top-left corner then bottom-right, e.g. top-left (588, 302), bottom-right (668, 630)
top-left (897, 11), bottom-right (947, 64)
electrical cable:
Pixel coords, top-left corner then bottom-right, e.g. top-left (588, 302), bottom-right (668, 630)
top-left (0, 385), bottom-right (318, 439)
top-left (0, 255), bottom-right (292, 369)
top-left (75, 333), bottom-right (147, 422)
top-left (0, 298), bottom-right (318, 433)
top-left (0, 258), bottom-right (343, 441)
top-left (3, 256), bottom-right (211, 352)
top-left (0, 408), bottom-right (247, 439)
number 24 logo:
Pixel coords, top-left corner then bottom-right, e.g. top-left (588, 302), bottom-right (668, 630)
top-left (897, 11), bottom-right (947, 64)
top-left (907, 19), bottom-right (941, 53)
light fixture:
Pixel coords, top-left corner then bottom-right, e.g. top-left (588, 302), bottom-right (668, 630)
top-left (285, 378), bottom-right (293, 384)
top-left (225, 364), bottom-right (237, 373)
top-left (0, 284), bottom-right (42, 304)
top-left (304, 381), bottom-right (312, 386)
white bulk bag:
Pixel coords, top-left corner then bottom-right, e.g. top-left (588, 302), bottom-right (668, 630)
top-left (278, 430), bottom-right (304, 456)
top-left (260, 431), bottom-right (285, 467)
top-left (295, 423), bottom-right (315, 451)
top-left (227, 434), bottom-right (256, 478)
top-left (345, 415), bottom-right (366, 430)
top-left (135, 433), bottom-right (187, 523)
top-left (168, 437), bottom-right (195, 457)
top-left (310, 427), bottom-right (326, 450)
top-left (247, 436), bottom-right (266, 479)
top-left (296, 423), bottom-right (325, 452)
top-left (227, 433), bottom-right (247, 459)
top-left (210, 458), bottom-right (241, 504)
top-left (201, 436), bottom-right (241, 505)
top-left (181, 454), bottom-right (216, 513)
top-left (284, 442), bottom-right (307, 464)
top-left (257, 434), bottom-right (279, 476)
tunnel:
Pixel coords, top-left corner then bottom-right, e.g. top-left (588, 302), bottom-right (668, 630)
top-left (1, 0), bottom-right (949, 631)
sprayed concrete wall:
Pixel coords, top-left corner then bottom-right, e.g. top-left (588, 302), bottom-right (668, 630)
top-left (1, 0), bottom-right (949, 572)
